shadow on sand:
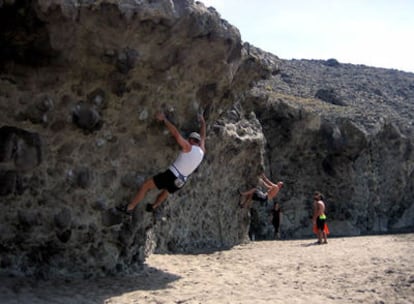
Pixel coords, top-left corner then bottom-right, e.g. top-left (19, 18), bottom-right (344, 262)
top-left (300, 241), bottom-right (328, 247)
top-left (0, 265), bottom-right (180, 304)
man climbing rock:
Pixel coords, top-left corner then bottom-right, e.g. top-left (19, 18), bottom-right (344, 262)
top-left (117, 111), bottom-right (206, 215)
top-left (239, 174), bottom-right (283, 209)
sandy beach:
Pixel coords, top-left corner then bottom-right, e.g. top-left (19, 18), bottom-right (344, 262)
top-left (1, 234), bottom-right (413, 304)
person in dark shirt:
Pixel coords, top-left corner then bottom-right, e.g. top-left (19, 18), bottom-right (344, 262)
top-left (271, 202), bottom-right (282, 239)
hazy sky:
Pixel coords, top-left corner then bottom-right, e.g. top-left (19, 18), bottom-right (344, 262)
top-left (200, 0), bottom-right (414, 73)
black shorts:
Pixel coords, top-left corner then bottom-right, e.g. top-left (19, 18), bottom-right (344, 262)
top-left (153, 169), bottom-right (181, 193)
top-left (252, 189), bottom-right (268, 203)
top-left (316, 217), bottom-right (326, 231)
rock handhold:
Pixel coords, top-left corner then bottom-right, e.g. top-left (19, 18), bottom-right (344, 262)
top-left (0, 126), bottom-right (42, 171)
top-left (72, 104), bottom-right (102, 132)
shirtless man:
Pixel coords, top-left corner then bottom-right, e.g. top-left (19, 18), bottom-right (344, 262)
top-left (117, 111), bottom-right (206, 215)
top-left (239, 174), bottom-right (283, 209)
top-left (312, 191), bottom-right (328, 244)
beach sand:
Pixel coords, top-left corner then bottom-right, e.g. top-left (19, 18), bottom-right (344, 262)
top-left (1, 234), bottom-right (413, 304)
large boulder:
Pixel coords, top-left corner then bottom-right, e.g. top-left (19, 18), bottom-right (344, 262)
top-left (0, 0), bottom-right (268, 278)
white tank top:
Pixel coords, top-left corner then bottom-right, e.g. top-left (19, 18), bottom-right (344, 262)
top-left (169, 145), bottom-right (204, 177)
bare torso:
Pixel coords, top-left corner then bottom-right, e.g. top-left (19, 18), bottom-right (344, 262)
top-left (314, 200), bottom-right (325, 216)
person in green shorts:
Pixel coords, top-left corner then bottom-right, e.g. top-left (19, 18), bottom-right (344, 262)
top-left (312, 191), bottom-right (328, 244)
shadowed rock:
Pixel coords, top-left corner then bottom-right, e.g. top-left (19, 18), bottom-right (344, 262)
top-left (0, 126), bottom-right (42, 171)
top-left (72, 104), bottom-right (102, 132)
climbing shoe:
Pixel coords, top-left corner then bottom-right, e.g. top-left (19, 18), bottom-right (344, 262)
top-left (116, 204), bottom-right (132, 216)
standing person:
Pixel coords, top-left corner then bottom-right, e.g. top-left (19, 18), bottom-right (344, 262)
top-left (271, 202), bottom-right (282, 239)
top-left (117, 111), bottom-right (206, 215)
top-left (312, 191), bottom-right (328, 244)
top-left (248, 208), bottom-right (260, 241)
top-left (239, 174), bottom-right (283, 209)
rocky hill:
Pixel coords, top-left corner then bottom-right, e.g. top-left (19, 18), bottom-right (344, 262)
top-left (246, 58), bottom-right (414, 238)
top-left (0, 0), bottom-right (413, 278)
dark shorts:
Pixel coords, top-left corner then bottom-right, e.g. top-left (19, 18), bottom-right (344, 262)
top-left (153, 169), bottom-right (181, 194)
top-left (272, 210), bottom-right (280, 228)
top-left (316, 217), bottom-right (326, 231)
top-left (252, 189), bottom-right (268, 203)
top-left (272, 219), bottom-right (280, 230)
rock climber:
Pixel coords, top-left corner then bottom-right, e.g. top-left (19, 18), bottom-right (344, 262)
top-left (239, 173), bottom-right (283, 209)
top-left (117, 111), bottom-right (206, 215)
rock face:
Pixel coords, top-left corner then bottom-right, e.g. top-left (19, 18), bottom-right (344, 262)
top-left (0, 0), bottom-right (272, 278)
top-left (247, 59), bottom-right (414, 239)
top-left (0, 0), bottom-right (413, 278)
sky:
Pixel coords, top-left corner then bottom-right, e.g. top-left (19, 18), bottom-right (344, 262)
top-left (200, 0), bottom-right (414, 73)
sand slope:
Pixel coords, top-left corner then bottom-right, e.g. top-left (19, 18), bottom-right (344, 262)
top-left (1, 234), bottom-right (413, 304)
